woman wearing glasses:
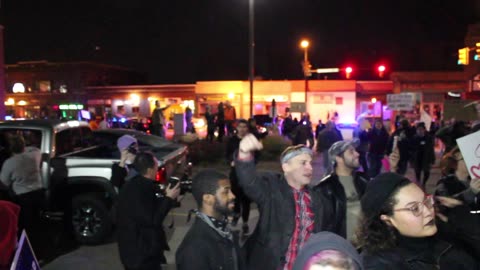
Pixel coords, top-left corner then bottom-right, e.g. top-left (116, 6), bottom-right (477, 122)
top-left (356, 172), bottom-right (480, 270)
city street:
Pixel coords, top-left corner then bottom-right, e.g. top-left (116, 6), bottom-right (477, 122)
top-left (39, 147), bottom-right (442, 270)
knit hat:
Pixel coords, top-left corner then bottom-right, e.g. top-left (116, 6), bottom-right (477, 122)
top-left (361, 172), bottom-right (412, 219)
top-left (117, 135), bottom-right (138, 151)
top-left (292, 231), bottom-right (363, 270)
top-left (326, 139), bottom-right (359, 173)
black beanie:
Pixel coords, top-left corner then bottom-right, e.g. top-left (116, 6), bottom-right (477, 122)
top-left (361, 172), bottom-right (412, 218)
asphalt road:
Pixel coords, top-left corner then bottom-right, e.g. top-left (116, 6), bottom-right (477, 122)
top-left (41, 151), bottom-right (442, 270)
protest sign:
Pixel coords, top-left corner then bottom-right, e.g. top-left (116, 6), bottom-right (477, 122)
top-left (456, 130), bottom-right (480, 179)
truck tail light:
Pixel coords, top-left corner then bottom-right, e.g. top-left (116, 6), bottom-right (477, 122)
top-left (155, 167), bottom-right (167, 183)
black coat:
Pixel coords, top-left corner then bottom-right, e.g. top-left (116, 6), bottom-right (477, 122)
top-left (363, 239), bottom-right (478, 270)
top-left (176, 217), bottom-right (245, 270)
top-left (411, 134), bottom-right (435, 165)
top-left (235, 160), bottom-right (332, 270)
top-left (367, 127), bottom-right (389, 155)
top-left (315, 172), bottom-right (368, 238)
top-left (116, 174), bottom-right (175, 269)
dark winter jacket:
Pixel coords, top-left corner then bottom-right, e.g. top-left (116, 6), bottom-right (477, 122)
top-left (363, 238), bottom-right (478, 270)
top-left (116, 174), bottom-right (176, 269)
top-left (176, 215), bottom-right (245, 270)
top-left (314, 171), bottom-right (369, 238)
top-left (353, 128), bottom-right (370, 153)
top-left (317, 129), bottom-right (343, 153)
top-left (111, 163), bottom-right (127, 189)
top-left (367, 127), bottom-right (389, 155)
top-left (293, 231), bottom-right (363, 270)
top-left (386, 127), bottom-right (414, 161)
top-left (435, 175), bottom-right (479, 209)
top-left (235, 159), bottom-right (332, 270)
top-left (411, 134), bottom-right (435, 165)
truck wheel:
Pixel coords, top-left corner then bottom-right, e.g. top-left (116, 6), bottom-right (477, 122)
top-left (72, 194), bottom-right (112, 245)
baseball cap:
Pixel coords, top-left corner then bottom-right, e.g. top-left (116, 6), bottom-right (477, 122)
top-left (326, 139), bottom-right (359, 172)
top-left (117, 135), bottom-right (138, 151)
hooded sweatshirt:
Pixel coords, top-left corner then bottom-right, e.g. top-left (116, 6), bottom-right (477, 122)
top-left (292, 232), bottom-right (363, 270)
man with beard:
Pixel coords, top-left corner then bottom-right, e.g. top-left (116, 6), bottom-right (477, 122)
top-left (315, 140), bottom-right (369, 240)
top-left (235, 134), bottom-right (332, 270)
top-left (176, 169), bottom-right (244, 270)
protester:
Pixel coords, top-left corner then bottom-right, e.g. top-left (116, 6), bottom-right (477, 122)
top-left (366, 119), bottom-right (389, 178)
top-left (236, 135), bottom-right (332, 270)
top-left (292, 231), bottom-right (363, 270)
top-left (315, 120), bottom-right (326, 140)
top-left (0, 200), bottom-right (20, 270)
top-left (357, 172), bottom-right (480, 269)
top-left (176, 169), bottom-right (244, 270)
top-left (435, 120), bottom-right (469, 153)
top-left (386, 119), bottom-right (414, 175)
top-left (204, 105), bottom-right (216, 142)
top-left (0, 135), bottom-right (44, 248)
top-left (224, 100), bottom-right (237, 136)
top-left (317, 121), bottom-right (343, 172)
top-left (217, 102), bottom-right (225, 142)
top-left (436, 146), bottom-right (480, 209)
top-left (110, 135), bottom-right (138, 189)
top-left (411, 122), bottom-right (435, 188)
top-left (226, 119), bottom-right (253, 233)
top-left (151, 100), bottom-right (170, 138)
top-left (116, 151), bottom-right (181, 270)
top-left (98, 114), bottom-right (110, 129)
top-left (352, 118), bottom-right (370, 174)
top-left (316, 140), bottom-right (368, 240)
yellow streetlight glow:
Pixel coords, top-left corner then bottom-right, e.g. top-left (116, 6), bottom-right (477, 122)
top-left (228, 93), bottom-right (235, 99)
top-left (300, 40), bottom-right (309, 49)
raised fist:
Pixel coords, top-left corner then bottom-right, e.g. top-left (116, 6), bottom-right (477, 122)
top-left (239, 134), bottom-right (263, 154)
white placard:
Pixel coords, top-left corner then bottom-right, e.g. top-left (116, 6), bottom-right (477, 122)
top-left (386, 93), bottom-right (415, 111)
top-left (456, 130), bottom-right (480, 179)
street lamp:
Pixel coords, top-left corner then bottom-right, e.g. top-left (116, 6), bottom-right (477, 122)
top-left (300, 39), bottom-right (310, 110)
top-left (248, 0), bottom-right (255, 117)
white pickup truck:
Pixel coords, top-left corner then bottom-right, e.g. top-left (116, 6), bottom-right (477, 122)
top-left (0, 119), bottom-right (191, 245)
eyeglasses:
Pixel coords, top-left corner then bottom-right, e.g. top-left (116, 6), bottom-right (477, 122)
top-left (393, 195), bottom-right (435, 217)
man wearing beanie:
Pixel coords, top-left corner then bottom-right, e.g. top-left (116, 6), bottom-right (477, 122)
top-left (235, 134), bottom-right (332, 270)
top-left (315, 140), bottom-right (369, 240)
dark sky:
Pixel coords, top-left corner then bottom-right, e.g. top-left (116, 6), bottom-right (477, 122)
top-left (1, 0), bottom-right (478, 83)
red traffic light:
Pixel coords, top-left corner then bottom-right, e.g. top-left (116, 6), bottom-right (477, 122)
top-left (377, 65), bottom-right (386, 72)
top-left (345, 66), bottom-right (353, 79)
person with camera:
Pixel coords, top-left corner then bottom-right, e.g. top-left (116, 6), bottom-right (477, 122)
top-left (111, 135), bottom-right (139, 190)
top-left (235, 134), bottom-right (333, 270)
top-left (176, 169), bottom-right (245, 270)
top-left (116, 151), bottom-right (181, 270)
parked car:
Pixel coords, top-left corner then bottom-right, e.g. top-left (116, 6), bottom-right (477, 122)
top-left (0, 120), bottom-right (191, 245)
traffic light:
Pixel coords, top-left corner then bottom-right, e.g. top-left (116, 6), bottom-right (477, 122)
top-left (458, 47), bottom-right (469, 65)
top-left (475, 43), bottom-right (480, 61)
top-left (345, 66), bottom-right (353, 79)
top-left (377, 65), bottom-right (386, 78)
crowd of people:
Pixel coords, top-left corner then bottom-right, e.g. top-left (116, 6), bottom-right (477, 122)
top-left (2, 102), bottom-right (480, 270)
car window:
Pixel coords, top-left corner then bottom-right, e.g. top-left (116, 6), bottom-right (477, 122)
top-left (81, 127), bottom-right (95, 148)
top-left (55, 129), bottom-right (73, 156)
top-left (0, 128), bottom-right (43, 167)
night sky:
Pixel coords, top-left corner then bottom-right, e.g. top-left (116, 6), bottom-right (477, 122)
top-left (1, 0), bottom-right (478, 83)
